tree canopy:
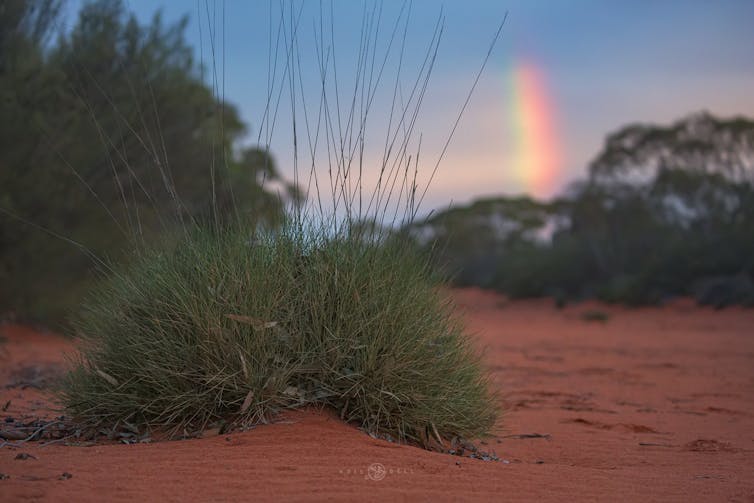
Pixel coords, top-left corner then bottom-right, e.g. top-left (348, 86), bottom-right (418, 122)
top-left (589, 111), bottom-right (754, 188)
top-left (0, 0), bottom-right (297, 321)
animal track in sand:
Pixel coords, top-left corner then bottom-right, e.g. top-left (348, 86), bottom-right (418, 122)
top-left (562, 418), bottom-right (661, 434)
top-left (683, 439), bottom-right (739, 453)
top-left (703, 406), bottom-right (748, 416)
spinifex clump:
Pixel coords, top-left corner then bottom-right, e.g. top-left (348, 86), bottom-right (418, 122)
top-left (58, 2), bottom-right (503, 448)
top-left (61, 223), bottom-right (497, 445)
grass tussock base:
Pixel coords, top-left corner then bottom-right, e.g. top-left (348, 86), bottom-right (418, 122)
top-left (60, 222), bottom-right (497, 447)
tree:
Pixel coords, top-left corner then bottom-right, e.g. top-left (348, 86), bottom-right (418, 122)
top-left (0, 0), bottom-right (297, 321)
top-left (588, 111), bottom-right (754, 188)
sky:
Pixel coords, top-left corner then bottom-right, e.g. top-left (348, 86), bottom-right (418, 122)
top-left (63, 0), bottom-right (754, 215)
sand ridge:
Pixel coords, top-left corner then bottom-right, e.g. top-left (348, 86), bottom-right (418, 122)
top-left (1, 288), bottom-right (753, 501)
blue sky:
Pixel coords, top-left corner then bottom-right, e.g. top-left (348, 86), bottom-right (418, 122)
top-left (63, 0), bottom-right (754, 213)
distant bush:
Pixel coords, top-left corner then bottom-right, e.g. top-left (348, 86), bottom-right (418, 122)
top-left (580, 310), bottom-right (610, 323)
top-left (693, 275), bottom-right (754, 308)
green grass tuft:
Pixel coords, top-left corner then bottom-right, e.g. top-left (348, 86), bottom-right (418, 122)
top-left (580, 310), bottom-right (610, 323)
top-left (56, 2), bottom-right (504, 450)
top-left (60, 222), bottom-right (497, 446)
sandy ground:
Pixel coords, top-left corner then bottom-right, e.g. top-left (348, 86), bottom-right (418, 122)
top-left (1, 288), bottom-right (753, 502)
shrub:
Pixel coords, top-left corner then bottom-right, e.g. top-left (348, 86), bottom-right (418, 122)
top-left (58, 3), bottom-right (502, 447)
top-left (61, 223), bottom-right (497, 445)
top-left (693, 274), bottom-right (754, 309)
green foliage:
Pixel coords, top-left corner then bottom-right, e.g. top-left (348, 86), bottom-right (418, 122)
top-left (61, 223), bottom-right (497, 445)
top-left (0, 0), bottom-right (294, 321)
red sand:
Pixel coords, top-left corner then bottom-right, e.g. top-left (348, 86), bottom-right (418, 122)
top-left (1, 288), bottom-right (753, 502)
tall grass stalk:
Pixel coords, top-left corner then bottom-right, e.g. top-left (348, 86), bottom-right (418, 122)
top-left (57, 1), bottom-right (504, 448)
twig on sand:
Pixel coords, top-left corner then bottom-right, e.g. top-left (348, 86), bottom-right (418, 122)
top-left (0, 420), bottom-right (69, 448)
top-left (40, 432), bottom-right (83, 447)
top-left (18, 421), bottom-right (66, 443)
top-left (499, 433), bottom-right (551, 440)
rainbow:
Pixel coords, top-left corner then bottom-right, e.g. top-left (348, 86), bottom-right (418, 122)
top-left (509, 62), bottom-right (561, 197)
